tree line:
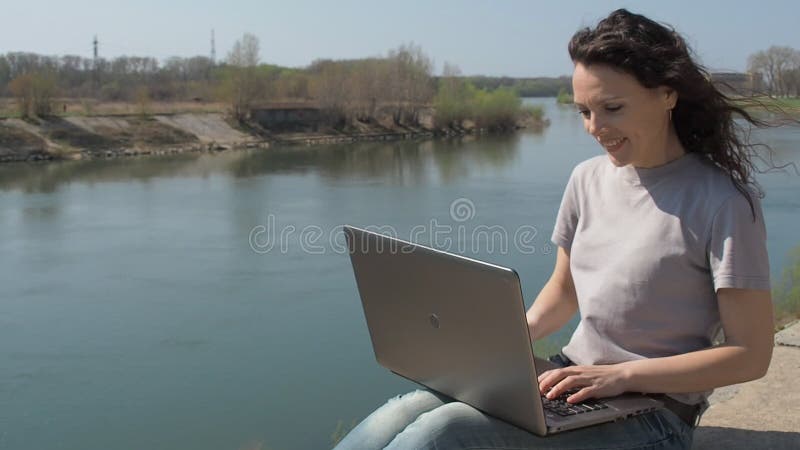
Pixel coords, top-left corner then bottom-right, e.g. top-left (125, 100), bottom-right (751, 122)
top-left (748, 46), bottom-right (800, 97)
top-left (0, 52), bottom-right (216, 101)
top-left (467, 76), bottom-right (570, 97)
top-left (0, 35), bottom-right (541, 130)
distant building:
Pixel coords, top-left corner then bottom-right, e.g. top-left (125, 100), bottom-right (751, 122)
top-left (250, 102), bottom-right (324, 131)
top-left (710, 72), bottom-right (755, 95)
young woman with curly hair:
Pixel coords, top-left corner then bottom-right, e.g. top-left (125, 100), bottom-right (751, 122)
top-left (335, 9), bottom-right (774, 449)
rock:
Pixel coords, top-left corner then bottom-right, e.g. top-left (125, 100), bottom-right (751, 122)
top-left (775, 321), bottom-right (800, 347)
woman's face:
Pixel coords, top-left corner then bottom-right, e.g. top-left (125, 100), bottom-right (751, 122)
top-left (571, 62), bottom-right (678, 168)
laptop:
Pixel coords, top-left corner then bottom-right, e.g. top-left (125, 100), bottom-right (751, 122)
top-left (343, 225), bottom-right (663, 435)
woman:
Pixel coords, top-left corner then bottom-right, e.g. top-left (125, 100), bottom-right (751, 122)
top-left (335, 9), bottom-right (773, 449)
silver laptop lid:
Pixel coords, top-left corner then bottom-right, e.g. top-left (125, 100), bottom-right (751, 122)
top-left (344, 225), bottom-right (548, 435)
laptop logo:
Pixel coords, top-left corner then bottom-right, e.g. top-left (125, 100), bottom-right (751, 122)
top-left (429, 313), bottom-right (440, 329)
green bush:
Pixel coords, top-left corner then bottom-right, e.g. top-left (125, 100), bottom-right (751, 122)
top-left (433, 78), bottom-right (474, 127)
top-left (556, 87), bottom-right (573, 104)
top-left (433, 81), bottom-right (534, 131)
top-left (774, 245), bottom-right (800, 320)
top-left (472, 87), bottom-right (521, 130)
top-left (521, 104), bottom-right (544, 122)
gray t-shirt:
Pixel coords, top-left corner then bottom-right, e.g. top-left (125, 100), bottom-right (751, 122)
top-left (551, 152), bottom-right (770, 405)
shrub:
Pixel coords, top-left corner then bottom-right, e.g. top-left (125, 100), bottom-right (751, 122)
top-left (434, 82), bottom-right (533, 131)
top-left (556, 87), bottom-right (573, 104)
top-left (774, 245), bottom-right (800, 321)
top-left (8, 72), bottom-right (56, 117)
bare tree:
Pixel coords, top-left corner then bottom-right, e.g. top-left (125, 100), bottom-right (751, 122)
top-left (225, 33), bottom-right (264, 120)
top-left (228, 33), bottom-right (260, 68)
top-left (387, 43), bottom-right (434, 123)
top-left (309, 59), bottom-right (348, 125)
top-left (748, 46), bottom-right (799, 97)
top-left (785, 51), bottom-right (800, 97)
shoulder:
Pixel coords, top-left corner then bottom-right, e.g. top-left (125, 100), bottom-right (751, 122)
top-left (690, 155), bottom-right (761, 212)
top-left (684, 156), bottom-right (765, 241)
top-left (568, 155), bottom-right (609, 184)
top-left (573, 155), bottom-right (608, 175)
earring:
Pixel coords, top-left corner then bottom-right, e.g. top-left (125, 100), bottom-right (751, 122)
top-left (669, 109), bottom-right (673, 122)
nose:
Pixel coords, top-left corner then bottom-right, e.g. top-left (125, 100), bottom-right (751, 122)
top-left (586, 113), bottom-right (605, 136)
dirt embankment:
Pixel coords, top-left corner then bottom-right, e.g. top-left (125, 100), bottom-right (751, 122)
top-left (0, 113), bottom-right (262, 162)
top-left (0, 110), bottom-right (547, 163)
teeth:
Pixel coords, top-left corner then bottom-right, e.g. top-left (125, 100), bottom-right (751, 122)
top-left (599, 137), bottom-right (624, 146)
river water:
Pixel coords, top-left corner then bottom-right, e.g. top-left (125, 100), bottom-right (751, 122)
top-left (1, 99), bottom-right (798, 450)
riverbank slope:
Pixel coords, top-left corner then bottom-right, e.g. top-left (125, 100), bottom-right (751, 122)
top-left (0, 110), bottom-right (547, 163)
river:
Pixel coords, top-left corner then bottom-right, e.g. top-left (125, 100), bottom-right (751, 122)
top-left (1, 98), bottom-right (798, 450)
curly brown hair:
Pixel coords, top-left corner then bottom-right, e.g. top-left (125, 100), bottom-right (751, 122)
top-left (568, 9), bottom-right (778, 217)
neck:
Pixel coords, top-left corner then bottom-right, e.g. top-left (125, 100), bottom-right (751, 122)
top-left (634, 124), bottom-right (686, 169)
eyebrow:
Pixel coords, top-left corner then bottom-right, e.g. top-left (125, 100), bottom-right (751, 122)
top-left (573, 96), bottom-right (624, 108)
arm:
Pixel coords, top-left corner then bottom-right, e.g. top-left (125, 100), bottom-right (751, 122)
top-left (538, 288), bottom-right (774, 403)
top-left (526, 246), bottom-right (579, 341)
top-left (621, 288), bottom-right (773, 393)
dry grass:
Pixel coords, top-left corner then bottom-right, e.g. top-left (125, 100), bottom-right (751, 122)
top-left (0, 98), bottom-right (228, 118)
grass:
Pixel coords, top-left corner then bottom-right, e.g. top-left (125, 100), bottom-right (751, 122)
top-left (773, 97), bottom-right (800, 109)
top-left (0, 98), bottom-right (228, 118)
top-left (732, 95), bottom-right (800, 112)
top-left (773, 245), bottom-right (800, 329)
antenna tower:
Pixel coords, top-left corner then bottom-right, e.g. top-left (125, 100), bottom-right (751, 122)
top-left (92, 35), bottom-right (100, 91)
top-left (211, 29), bottom-right (216, 64)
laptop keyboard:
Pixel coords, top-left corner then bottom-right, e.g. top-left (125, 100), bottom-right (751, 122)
top-left (541, 389), bottom-right (609, 416)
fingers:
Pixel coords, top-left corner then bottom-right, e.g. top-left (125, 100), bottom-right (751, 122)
top-left (537, 368), bottom-right (565, 394)
top-left (538, 368), bottom-right (578, 398)
top-left (538, 367), bottom-right (597, 403)
top-left (566, 386), bottom-right (595, 404)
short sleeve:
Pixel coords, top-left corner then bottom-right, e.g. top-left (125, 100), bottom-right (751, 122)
top-left (551, 167), bottom-right (580, 251)
top-left (708, 192), bottom-right (770, 292)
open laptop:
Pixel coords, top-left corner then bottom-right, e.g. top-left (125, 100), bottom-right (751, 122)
top-left (343, 225), bottom-right (663, 435)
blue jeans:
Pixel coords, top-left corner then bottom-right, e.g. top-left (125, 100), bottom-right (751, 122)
top-left (334, 389), bottom-right (694, 449)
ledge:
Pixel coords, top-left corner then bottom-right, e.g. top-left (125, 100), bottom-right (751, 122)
top-left (693, 322), bottom-right (800, 449)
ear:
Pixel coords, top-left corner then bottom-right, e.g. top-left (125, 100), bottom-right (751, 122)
top-left (662, 87), bottom-right (678, 110)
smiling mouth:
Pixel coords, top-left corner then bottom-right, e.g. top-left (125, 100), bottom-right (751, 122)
top-left (599, 137), bottom-right (627, 152)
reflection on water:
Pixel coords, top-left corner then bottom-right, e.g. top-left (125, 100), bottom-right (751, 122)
top-left (0, 132), bottom-right (533, 193)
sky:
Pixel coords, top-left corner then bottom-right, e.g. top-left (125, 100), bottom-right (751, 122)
top-left (2, 0), bottom-right (799, 78)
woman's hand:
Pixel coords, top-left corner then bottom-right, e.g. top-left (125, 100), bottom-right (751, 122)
top-left (537, 364), bottom-right (632, 404)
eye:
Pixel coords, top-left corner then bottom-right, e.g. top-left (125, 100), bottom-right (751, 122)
top-left (577, 109), bottom-right (590, 118)
top-left (606, 105), bottom-right (622, 112)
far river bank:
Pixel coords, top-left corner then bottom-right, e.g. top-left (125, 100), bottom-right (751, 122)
top-left (0, 107), bottom-right (549, 164)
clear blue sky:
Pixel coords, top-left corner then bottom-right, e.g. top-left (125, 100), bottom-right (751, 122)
top-left (2, 0), bottom-right (798, 77)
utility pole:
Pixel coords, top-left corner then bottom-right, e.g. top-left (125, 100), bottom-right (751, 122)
top-left (92, 35), bottom-right (99, 94)
top-left (211, 29), bottom-right (216, 65)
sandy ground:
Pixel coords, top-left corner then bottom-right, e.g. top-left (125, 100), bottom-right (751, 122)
top-left (154, 113), bottom-right (253, 144)
top-left (692, 322), bottom-right (800, 449)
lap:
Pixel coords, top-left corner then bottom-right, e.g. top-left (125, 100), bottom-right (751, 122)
top-left (334, 389), bottom-right (453, 449)
top-left (337, 389), bottom-right (694, 450)
top-left (386, 399), bottom-right (693, 449)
